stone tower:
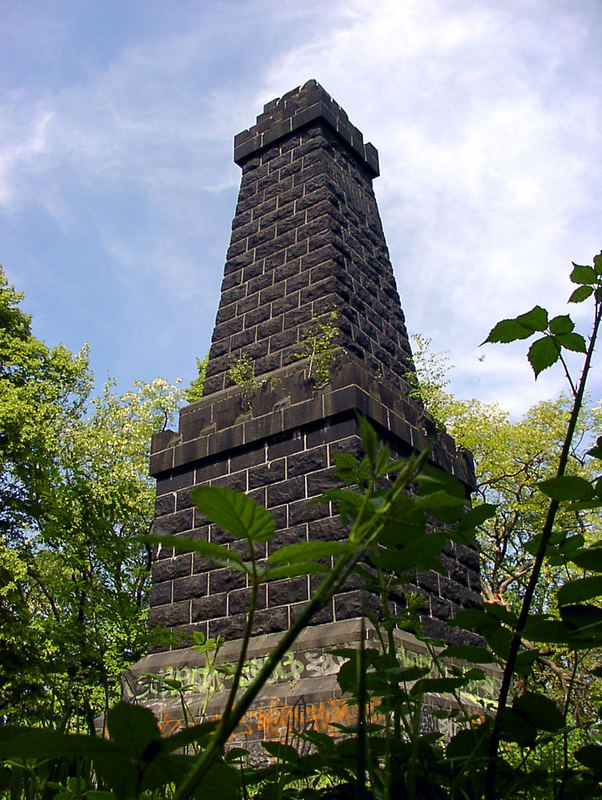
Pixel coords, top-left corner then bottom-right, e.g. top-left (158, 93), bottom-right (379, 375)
top-left (126, 81), bottom-right (482, 747)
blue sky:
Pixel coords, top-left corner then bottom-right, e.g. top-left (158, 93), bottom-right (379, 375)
top-left (2, 0), bottom-right (601, 416)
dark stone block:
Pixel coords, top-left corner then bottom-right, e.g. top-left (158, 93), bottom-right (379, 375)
top-left (268, 433), bottom-right (305, 460)
top-left (253, 607), bottom-right (289, 635)
top-left (306, 468), bottom-right (339, 497)
top-left (173, 573), bottom-right (209, 602)
top-left (153, 510), bottom-right (193, 535)
top-left (152, 555), bottom-right (193, 582)
top-left (209, 614), bottom-right (246, 639)
top-left (287, 447), bottom-right (328, 477)
top-left (155, 493), bottom-right (176, 517)
top-left (209, 568), bottom-right (247, 594)
top-left (266, 476), bottom-right (306, 508)
top-left (212, 471), bottom-right (247, 492)
top-left (191, 593), bottom-right (227, 622)
top-left (309, 516), bottom-right (347, 542)
top-left (149, 601), bottom-right (190, 628)
top-left (248, 459), bottom-right (285, 489)
top-left (149, 582), bottom-right (172, 606)
top-left (289, 498), bottom-right (327, 526)
top-left (268, 576), bottom-right (308, 607)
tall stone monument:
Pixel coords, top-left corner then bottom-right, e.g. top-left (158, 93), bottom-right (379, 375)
top-left (125, 81), bottom-right (482, 749)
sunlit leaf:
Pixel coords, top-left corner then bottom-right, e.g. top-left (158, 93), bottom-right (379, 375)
top-left (527, 336), bottom-right (559, 378)
top-left (191, 486), bottom-right (275, 542)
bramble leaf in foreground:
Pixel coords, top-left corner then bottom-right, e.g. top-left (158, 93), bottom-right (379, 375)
top-left (527, 336), bottom-right (559, 377)
top-left (483, 305), bottom-right (548, 344)
top-left (569, 284), bottom-right (593, 303)
top-left (191, 485), bottom-right (275, 542)
top-left (570, 263), bottom-right (597, 284)
top-left (538, 475), bottom-right (595, 501)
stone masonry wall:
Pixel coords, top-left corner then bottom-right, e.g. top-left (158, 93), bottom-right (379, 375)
top-left (147, 81), bottom-right (482, 655)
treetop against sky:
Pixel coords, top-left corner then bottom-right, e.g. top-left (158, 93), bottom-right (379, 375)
top-left (1, 0), bottom-right (601, 414)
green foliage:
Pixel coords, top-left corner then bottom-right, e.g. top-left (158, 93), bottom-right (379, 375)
top-left (296, 310), bottom-right (339, 386)
top-left (2, 254), bottom-right (602, 799)
top-left (183, 356), bottom-right (207, 404)
top-left (0, 265), bottom-right (183, 730)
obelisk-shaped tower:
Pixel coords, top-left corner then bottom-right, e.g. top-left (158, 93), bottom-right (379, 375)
top-left (127, 82), bottom-right (481, 747)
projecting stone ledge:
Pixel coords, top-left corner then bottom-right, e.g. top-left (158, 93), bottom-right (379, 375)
top-left (234, 80), bottom-right (379, 177)
top-left (150, 357), bottom-right (475, 490)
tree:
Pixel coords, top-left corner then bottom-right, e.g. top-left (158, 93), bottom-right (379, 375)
top-left (409, 334), bottom-right (600, 612)
top-left (0, 265), bottom-right (183, 729)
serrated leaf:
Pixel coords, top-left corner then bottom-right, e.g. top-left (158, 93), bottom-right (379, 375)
top-left (587, 436), bottom-right (602, 460)
top-left (538, 476), bottom-right (594, 501)
top-left (191, 486), bottom-right (275, 542)
top-left (264, 562), bottom-right (331, 580)
top-left (575, 744), bottom-right (602, 776)
top-left (458, 503), bottom-right (497, 531)
top-left (528, 336), bottom-right (560, 378)
top-left (358, 413), bottom-right (378, 467)
top-left (558, 576), bottom-right (602, 605)
top-left (516, 305), bottom-right (549, 331)
top-left (569, 545), bottom-right (602, 572)
top-left (139, 534), bottom-right (242, 565)
top-left (483, 319), bottom-right (533, 344)
top-left (555, 332), bottom-right (587, 353)
top-left (549, 314), bottom-right (574, 334)
top-left (595, 254), bottom-right (602, 274)
top-left (513, 692), bottom-right (564, 732)
top-left (269, 540), bottom-right (353, 565)
top-left (410, 676), bottom-right (468, 695)
top-left (568, 285), bottom-right (593, 303)
top-left (570, 263), bottom-right (597, 284)
top-left (107, 702), bottom-right (160, 758)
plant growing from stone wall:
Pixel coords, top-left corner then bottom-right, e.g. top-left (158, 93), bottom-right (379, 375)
top-left (1, 255), bottom-right (602, 798)
top-left (296, 310), bottom-right (339, 387)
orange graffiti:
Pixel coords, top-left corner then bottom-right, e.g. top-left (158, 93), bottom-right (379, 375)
top-left (157, 709), bottom-right (184, 737)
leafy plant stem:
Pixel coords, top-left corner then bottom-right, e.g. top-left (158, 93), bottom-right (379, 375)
top-left (173, 449), bottom-right (430, 800)
top-left (485, 294), bottom-right (602, 798)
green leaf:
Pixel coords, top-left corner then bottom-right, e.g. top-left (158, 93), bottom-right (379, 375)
top-left (558, 576), bottom-right (602, 605)
top-left (570, 263), bottom-right (597, 284)
top-left (538, 476), bottom-right (594, 501)
top-left (555, 332), bottom-right (587, 353)
top-left (269, 540), bottom-right (353, 565)
top-left (516, 305), bottom-right (549, 331)
top-left (497, 708), bottom-right (536, 745)
top-left (483, 319), bottom-right (533, 344)
top-left (569, 544), bottom-right (602, 572)
top-left (575, 744), bottom-right (602, 777)
top-left (595, 254), bottom-right (602, 274)
top-left (262, 741), bottom-right (300, 763)
top-left (264, 562), bottom-right (331, 580)
top-left (413, 490), bottom-right (466, 522)
top-left (458, 503), bottom-right (497, 531)
top-left (357, 414), bottom-right (378, 467)
top-left (568, 284), bottom-right (594, 303)
top-left (527, 336), bottom-right (560, 378)
top-left (559, 604), bottom-right (602, 633)
top-left (587, 436), bottom-right (602, 460)
top-left (548, 315), bottom-right (574, 334)
top-left (191, 486), bottom-right (275, 542)
top-left (513, 692), bottom-right (564, 732)
top-left (107, 702), bottom-right (160, 759)
top-left (0, 729), bottom-right (116, 760)
top-left (139, 534), bottom-right (242, 565)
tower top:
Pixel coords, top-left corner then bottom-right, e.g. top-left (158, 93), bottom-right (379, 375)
top-left (234, 79), bottom-right (379, 177)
